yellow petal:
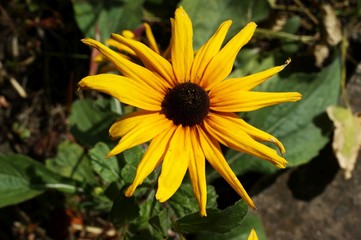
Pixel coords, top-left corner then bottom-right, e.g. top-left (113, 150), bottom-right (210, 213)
top-left (81, 38), bottom-right (169, 93)
top-left (210, 91), bottom-right (302, 112)
top-left (171, 6), bottom-right (194, 83)
top-left (197, 126), bottom-right (255, 209)
top-left (111, 33), bottom-right (176, 87)
top-left (109, 110), bottom-right (156, 139)
top-left (211, 59), bottom-right (291, 93)
top-left (125, 125), bottom-right (177, 196)
top-left (248, 228), bottom-right (259, 240)
top-left (188, 128), bottom-right (207, 216)
top-left (105, 38), bottom-right (136, 56)
top-left (214, 112), bottom-right (285, 154)
top-left (106, 114), bottom-right (172, 157)
top-left (204, 113), bottom-right (287, 168)
top-left (144, 23), bottom-right (161, 54)
top-left (201, 22), bottom-right (257, 90)
top-left (122, 30), bottom-right (135, 39)
top-left (191, 20), bottom-right (232, 85)
top-left (78, 74), bottom-right (162, 111)
top-left (156, 126), bottom-right (191, 202)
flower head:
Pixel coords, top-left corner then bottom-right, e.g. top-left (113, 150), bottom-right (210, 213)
top-left (78, 7), bottom-right (302, 216)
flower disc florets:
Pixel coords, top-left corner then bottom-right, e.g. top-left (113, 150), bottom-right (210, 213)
top-left (162, 82), bottom-right (210, 126)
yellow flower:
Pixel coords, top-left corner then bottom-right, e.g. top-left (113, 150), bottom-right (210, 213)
top-left (96, 23), bottom-right (170, 73)
top-left (78, 7), bottom-right (302, 216)
top-left (248, 228), bottom-right (258, 240)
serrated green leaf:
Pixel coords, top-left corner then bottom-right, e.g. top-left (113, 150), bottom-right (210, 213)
top-left (73, 0), bottom-right (144, 41)
top-left (46, 141), bottom-right (96, 184)
top-left (181, 0), bottom-right (270, 49)
top-left (68, 98), bottom-right (119, 147)
top-left (89, 142), bottom-right (123, 183)
top-left (0, 154), bottom-right (77, 208)
top-left (176, 199), bottom-right (248, 233)
top-left (219, 56), bottom-right (340, 178)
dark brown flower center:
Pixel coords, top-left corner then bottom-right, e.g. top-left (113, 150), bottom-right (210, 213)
top-left (161, 82), bottom-right (210, 127)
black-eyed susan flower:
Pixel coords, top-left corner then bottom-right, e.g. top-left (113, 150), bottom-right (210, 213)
top-left (78, 7), bottom-right (302, 216)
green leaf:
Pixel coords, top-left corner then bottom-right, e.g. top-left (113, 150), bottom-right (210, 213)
top-left (121, 146), bottom-right (144, 184)
top-left (73, 0), bottom-right (144, 41)
top-left (46, 141), bottom-right (96, 184)
top-left (148, 208), bottom-right (171, 239)
top-left (221, 56), bottom-right (341, 177)
top-left (68, 98), bottom-right (119, 147)
top-left (0, 154), bottom-right (77, 208)
top-left (176, 199), bottom-right (248, 233)
top-left (181, 0), bottom-right (270, 49)
top-left (192, 211), bottom-right (266, 240)
top-left (89, 142), bottom-right (123, 183)
top-left (168, 183), bottom-right (218, 217)
top-left (109, 194), bottom-right (140, 227)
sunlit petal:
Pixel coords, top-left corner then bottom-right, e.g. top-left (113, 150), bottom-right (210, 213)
top-left (82, 38), bottom-right (169, 93)
top-left (144, 23), bottom-right (161, 54)
top-left (125, 125), bottom-right (177, 196)
top-left (188, 128), bottom-right (207, 216)
top-left (111, 33), bottom-right (176, 87)
top-left (197, 126), bottom-right (256, 209)
top-left (204, 113), bottom-right (287, 168)
top-left (171, 6), bottom-right (194, 82)
top-left (156, 126), bottom-right (191, 202)
top-left (106, 114), bottom-right (172, 157)
top-left (78, 74), bottom-right (162, 111)
top-left (191, 20), bottom-right (232, 84)
top-left (109, 110), bottom-right (156, 139)
top-left (210, 91), bottom-right (302, 112)
top-left (200, 22), bottom-right (257, 90)
top-left (211, 59), bottom-right (291, 93)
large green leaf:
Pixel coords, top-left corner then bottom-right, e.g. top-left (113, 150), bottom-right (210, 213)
top-left (181, 0), bottom-right (270, 49)
top-left (222, 56), bottom-right (341, 177)
top-left (46, 140), bottom-right (96, 184)
top-left (73, 0), bottom-right (144, 41)
top-left (0, 154), bottom-right (76, 208)
top-left (192, 211), bottom-right (266, 240)
top-left (89, 142), bottom-right (123, 183)
top-left (68, 98), bottom-right (120, 147)
top-left (176, 199), bottom-right (248, 233)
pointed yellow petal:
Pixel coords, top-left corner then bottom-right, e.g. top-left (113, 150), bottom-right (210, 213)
top-left (78, 74), bottom-right (163, 111)
top-left (109, 110), bottom-right (155, 139)
top-left (210, 91), bottom-right (302, 112)
top-left (197, 126), bottom-right (255, 209)
top-left (156, 126), bottom-right (191, 202)
top-left (106, 114), bottom-right (172, 157)
top-left (190, 20), bottom-right (232, 84)
top-left (111, 33), bottom-right (176, 87)
top-left (144, 23), bottom-right (160, 54)
top-left (204, 113), bottom-right (287, 168)
top-left (188, 128), bottom-right (207, 216)
top-left (248, 228), bottom-right (259, 240)
top-left (212, 59), bottom-right (291, 93)
top-left (200, 22), bottom-right (257, 90)
top-left (214, 112), bottom-right (285, 154)
top-left (171, 6), bottom-right (194, 83)
top-left (81, 38), bottom-right (169, 93)
top-left (105, 38), bottom-right (136, 56)
top-left (125, 125), bottom-right (177, 196)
